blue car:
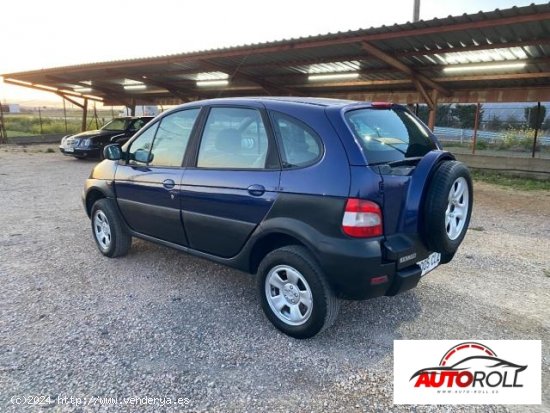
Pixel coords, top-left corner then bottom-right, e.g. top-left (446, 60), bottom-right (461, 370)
top-left (82, 97), bottom-right (473, 338)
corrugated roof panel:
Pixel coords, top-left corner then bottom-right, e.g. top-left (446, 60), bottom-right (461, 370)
top-left (2, 2), bottom-right (549, 104)
top-left (439, 47), bottom-right (529, 64)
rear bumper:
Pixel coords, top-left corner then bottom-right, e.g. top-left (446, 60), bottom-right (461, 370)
top-left (317, 233), bottom-right (432, 300)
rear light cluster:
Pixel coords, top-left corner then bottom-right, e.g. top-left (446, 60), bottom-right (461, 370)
top-left (342, 198), bottom-right (383, 238)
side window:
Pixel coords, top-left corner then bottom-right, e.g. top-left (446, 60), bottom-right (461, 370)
top-left (128, 122), bottom-right (158, 164)
top-left (270, 112), bottom-right (323, 168)
top-left (129, 119), bottom-right (145, 132)
top-left (197, 107), bottom-right (269, 169)
top-left (149, 109), bottom-right (200, 167)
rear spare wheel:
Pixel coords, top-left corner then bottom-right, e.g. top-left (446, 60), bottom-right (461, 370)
top-left (422, 161), bottom-right (473, 261)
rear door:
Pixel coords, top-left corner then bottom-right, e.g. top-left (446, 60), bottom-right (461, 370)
top-left (181, 105), bottom-right (280, 258)
top-left (114, 108), bottom-right (201, 245)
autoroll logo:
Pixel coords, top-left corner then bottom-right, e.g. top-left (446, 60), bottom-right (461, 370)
top-left (411, 342), bottom-right (526, 389)
top-left (394, 340), bottom-right (541, 405)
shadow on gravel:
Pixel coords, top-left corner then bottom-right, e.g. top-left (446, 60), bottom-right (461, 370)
top-left (72, 157), bottom-right (101, 163)
top-left (123, 239), bottom-right (421, 366)
top-left (1, 233), bottom-right (424, 408)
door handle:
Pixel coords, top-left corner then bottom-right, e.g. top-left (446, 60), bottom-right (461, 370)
top-left (162, 179), bottom-right (176, 189)
top-left (247, 184), bottom-right (265, 196)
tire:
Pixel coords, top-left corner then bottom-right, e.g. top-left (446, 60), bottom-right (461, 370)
top-left (422, 161), bottom-right (473, 257)
top-left (257, 246), bottom-right (339, 339)
top-left (90, 198), bottom-right (132, 258)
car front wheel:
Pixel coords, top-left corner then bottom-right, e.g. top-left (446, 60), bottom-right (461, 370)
top-left (91, 199), bottom-right (132, 257)
top-left (257, 245), bottom-right (339, 339)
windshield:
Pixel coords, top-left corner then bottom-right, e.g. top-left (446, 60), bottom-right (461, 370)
top-left (345, 108), bottom-right (437, 164)
top-left (101, 118), bottom-right (129, 131)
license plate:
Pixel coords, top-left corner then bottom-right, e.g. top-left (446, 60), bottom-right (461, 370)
top-left (65, 147), bottom-right (74, 153)
top-left (417, 252), bottom-right (441, 276)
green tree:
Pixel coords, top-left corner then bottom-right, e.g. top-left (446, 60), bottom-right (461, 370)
top-left (487, 115), bottom-right (503, 131)
top-left (503, 114), bottom-right (519, 130)
top-left (455, 104), bottom-right (484, 129)
top-left (416, 105), bottom-right (429, 124)
top-left (435, 104), bottom-right (453, 127)
top-left (524, 105), bottom-right (547, 130)
top-left (415, 104), bottom-right (451, 127)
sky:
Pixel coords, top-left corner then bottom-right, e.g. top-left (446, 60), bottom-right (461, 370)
top-left (0, 0), bottom-right (545, 104)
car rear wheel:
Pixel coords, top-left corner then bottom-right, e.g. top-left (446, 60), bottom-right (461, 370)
top-left (423, 161), bottom-right (473, 261)
top-left (91, 199), bottom-right (132, 257)
top-left (257, 245), bottom-right (339, 339)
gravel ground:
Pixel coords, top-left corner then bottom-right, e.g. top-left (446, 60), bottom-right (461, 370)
top-left (1, 145), bottom-right (549, 413)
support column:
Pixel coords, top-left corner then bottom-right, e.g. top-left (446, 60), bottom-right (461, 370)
top-left (63, 99), bottom-right (68, 133)
top-left (427, 90), bottom-right (438, 131)
top-left (532, 101), bottom-right (541, 158)
top-left (0, 102), bottom-right (7, 144)
top-left (413, 0), bottom-right (420, 22)
top-left (38, 107), bottom-right (43, 134)
top-left (472, 102), bottom-right (481, 155)
top-left (81, 98), bottom-right (88, 132)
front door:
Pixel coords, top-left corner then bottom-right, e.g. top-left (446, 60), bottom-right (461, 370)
top-left (115, 108), bottom-right (201, 245)
top-left (181, 106), bottom-right (280, 258)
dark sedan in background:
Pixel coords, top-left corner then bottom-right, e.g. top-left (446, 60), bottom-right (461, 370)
top-left (59, 116), bottom-right (153, 159)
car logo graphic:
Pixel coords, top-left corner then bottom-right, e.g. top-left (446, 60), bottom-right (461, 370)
top-left (410, 342), bottom-right (527, 388)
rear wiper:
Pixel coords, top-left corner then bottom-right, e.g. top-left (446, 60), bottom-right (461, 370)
top-left (386, 157), bottom-right (422, 167)
top-left (368, 157), bottom-right (422, 167)
top-left (370, 137), bottom-right (406, 155)
top-left (368, 160), bottom-right (393, 166)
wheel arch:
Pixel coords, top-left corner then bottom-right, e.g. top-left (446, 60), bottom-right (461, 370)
top-left (85, 188), bottom-right (107, 217)
top-left (248, 229), bottom-right (314, 275)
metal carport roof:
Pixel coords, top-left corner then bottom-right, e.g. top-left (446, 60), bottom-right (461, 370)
top-left (3, 2), bottom-right (550, 114)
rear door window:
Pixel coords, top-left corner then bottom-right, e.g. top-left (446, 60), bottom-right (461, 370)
top-left (197, 107), bottom-right (270, 169)
top-left (345, 108), bottom-right (437, 164)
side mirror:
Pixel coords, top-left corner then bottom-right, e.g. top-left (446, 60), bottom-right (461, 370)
top-left (103, 144), bottom-right (122, 161)
top-left (134, 148), bottom-right (153, 164)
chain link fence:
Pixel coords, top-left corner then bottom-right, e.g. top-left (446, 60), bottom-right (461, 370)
top-left (417, 102), bottom-right (550, 158)
top-left (2, 106), bottom-right (119, 139)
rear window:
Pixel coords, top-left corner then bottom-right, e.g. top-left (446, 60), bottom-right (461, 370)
top-left (345, 108), bottom-right (437, 164)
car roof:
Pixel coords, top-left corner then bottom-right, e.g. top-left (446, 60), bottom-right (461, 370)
top-left (162, 98), bottom-right (408, 118)
top-left (115, 116), bottom-right (154, 119)
top-left (182, 96), bottom-right (358, 109)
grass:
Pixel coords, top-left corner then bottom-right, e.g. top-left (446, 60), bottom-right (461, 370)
top-left (471, 170), bottom-right (550, 191)
top-left (4, 115), bottom-right (107, 137)
top-left (6, 130), bottom-right (31, 137)
top-left (5, 115), bottom-right (83, 136)
top-left (544, 269), bottom-right (550, 278)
